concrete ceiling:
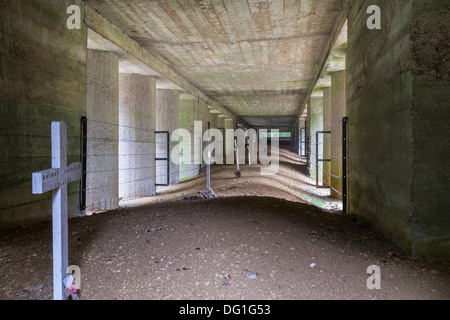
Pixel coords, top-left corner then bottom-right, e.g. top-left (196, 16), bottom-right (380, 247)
top-left (86, 0), bottom-right (350, 130)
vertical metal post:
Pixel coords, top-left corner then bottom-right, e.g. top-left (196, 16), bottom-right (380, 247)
top-left (166, 132), bottom-right (170, 186)
top-left (206, 122), bottom-right (211, 193)
top-left (80, 116), bottom-right (87, 211)
top-left (155, 131), bottom-right (170, 187)
top-left (342, 117), bottom-right (348, 214)
top-left (316, 131), bottom-right (319, 188)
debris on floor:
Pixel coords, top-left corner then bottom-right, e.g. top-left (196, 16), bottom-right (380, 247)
top-left (247, 274), bottom-right (257, 280)
top-left (182, 189), bottom-right (216, 201)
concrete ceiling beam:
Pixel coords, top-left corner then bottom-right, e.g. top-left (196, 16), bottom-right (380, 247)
top-left (85, 5), bottom-right (248, 126)
top-left (291, 0), bottom-right (356, 129)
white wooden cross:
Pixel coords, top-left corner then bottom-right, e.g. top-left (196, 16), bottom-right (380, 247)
top-left (32, 122), bottom-right (82, 300)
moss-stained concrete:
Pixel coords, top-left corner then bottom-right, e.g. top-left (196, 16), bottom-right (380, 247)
top-left (156, 89), bottom-right (180, 185)
top-left (0, 0), bottom-right (87, 230)
top-left (347, 0), bottom-right (449, 260)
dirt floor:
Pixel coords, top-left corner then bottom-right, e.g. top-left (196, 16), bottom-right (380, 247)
top-left (0, 148), bottom-right (449, 300)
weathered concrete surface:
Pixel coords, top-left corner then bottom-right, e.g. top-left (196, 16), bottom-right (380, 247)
top-left (218, 116), bottom-right (225, 130)
top-left (0, 0), bottom-right (87, 229)
top-left (224, 119), bottom-right (236, 159)
top-left (209, 112), bottom-right (219, 129)
top-left (348, 0), bottom-right (414, 255)
top-left (156, 89), bottom-right (180, 185)
top-left (330, 71), bottom-right (346, 200)
top-left (84, 5), bottom-right (240, 125)
top-left (86, 50), bottom-right (119, 213)
top-left (208, 112), bottom-right (223, 160)
top-left (308, 96), bottom-right (324, 185)
top-left (347, 0), bottom-right (449, 260)
top-left (298, 117), bottom-right (307, 157)
top-left (409, 0), bottom-right (450, 260)
top-left (179, 95), bottom-right (202, 181)
top-left (322, 88), bottom-right (332, 187)
top-left (119, 74), bottom-right (156, 199)
top-left (84, 0), bottom-right (353, 130)
top-left (305, 98), bottom-right (311, 166)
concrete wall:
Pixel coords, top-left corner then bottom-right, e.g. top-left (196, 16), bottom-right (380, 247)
top-left (347, 0), bottom-right (449, 260)
top-left (330, 71), bottom-right (346, 200)
top-left (156, 89), bottom-right (180, 185)
top-left (86, 50), bottom-right (119, 212)
top-left (0, 0), bottom-right (87, 229)
top-left (119, 74), bottom-right (156, 199)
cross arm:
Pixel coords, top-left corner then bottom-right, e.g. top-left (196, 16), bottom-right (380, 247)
top-left (32, 163), bottom-right (82, 194)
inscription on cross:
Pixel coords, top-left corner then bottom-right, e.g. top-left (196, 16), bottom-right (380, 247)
top-left (32, 122), bottom-right (82, 300)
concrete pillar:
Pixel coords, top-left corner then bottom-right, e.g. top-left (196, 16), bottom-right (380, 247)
top-left (409, 0), bottom-right (450, 260)
top-left (347, 0), bottom-right (450, 260)
top-left (218, 116), bottom-right (225, 129)
top-left (0, 0), bottom-right (87, 229)
top-left (225, 119), bottom-right (237, 131)
top-left (209, 112), bottom-right (219, 129)
top-left (224, 118), bottom-right (236, 160)
top-left (218, 116), bottom-right (226, 161)
top-left (217, 116), bottom-right (226, 160)
top-left (323, 87), bottom-right (332, 187)
top-left (200, 101), bottom-right (210, 169)
top-left (298, 118), bottom-right (307, 157)
top-left (305, 98), bottom-right (311, 168)
top-left (156, 89), bottom-right (180, 185)
top-left (179, 94), bottom-right (204, 181)
top-left (118, 74), bottom-right (156, 199)
top-left (309, 96), bottom-right (324, 185)
top-left (86, 50), bottom-right (119, 212)
top-left (291, 125), bottom-right (297, 150)
top-left (208, 112), bottom-right (220, 160)
top-left (330, 71), bottom-right (346, 200)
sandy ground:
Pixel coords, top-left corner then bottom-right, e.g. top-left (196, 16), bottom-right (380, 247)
top-left (0, 148), bottom-right (449, 300)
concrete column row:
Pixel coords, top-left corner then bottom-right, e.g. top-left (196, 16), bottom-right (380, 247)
top-left (85, 49), bottom-right (235, 212)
